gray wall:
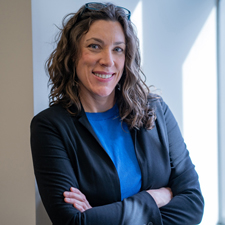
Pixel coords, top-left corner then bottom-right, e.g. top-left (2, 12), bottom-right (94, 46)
top-left (0, 0), bottom-right (35, 224)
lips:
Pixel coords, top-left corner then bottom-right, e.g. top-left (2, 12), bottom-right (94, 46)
top-left (93, 72), bottom-right (114, 79)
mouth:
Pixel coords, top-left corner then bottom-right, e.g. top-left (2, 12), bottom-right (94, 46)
top-left (93, 72), bottom-right (114, 79)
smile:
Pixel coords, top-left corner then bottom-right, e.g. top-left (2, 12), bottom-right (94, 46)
top-left (93, 73), bottom-right (113, 79)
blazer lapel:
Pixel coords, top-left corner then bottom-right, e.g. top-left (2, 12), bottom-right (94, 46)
top-left (70, 103), bottom-right (106, 152)
top-left (131, 128), bottom-right (149, 190)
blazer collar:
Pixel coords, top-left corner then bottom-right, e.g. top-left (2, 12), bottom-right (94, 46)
top-left (69, 102), bottom-right (151, 189)
top-left (70, 103), bottom-right (105, 149)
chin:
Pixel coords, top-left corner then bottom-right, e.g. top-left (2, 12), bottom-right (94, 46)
top-left (95, 89), bottom-right (115, 98)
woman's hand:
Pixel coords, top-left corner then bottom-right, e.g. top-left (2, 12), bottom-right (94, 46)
top-left (146, 187), bottom-right (173, 208)
top-left (63, 187), bottom-right (92, 212)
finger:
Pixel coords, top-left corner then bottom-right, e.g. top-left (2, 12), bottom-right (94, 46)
top-left (64, 197), bottom-right (75, 204)
top-left (65, 197), bottom-right (89, 212)
top-left (165, 187), bottom-right (173, 197)
top-left (64, 196), bottom-right (84, 205)
top-left (70, 188), bottom-right (88, 201)
top-left (63, 191), bottom-right (86, 202)
top-left (64, 187), bottom-right (92, 211)
top-left (74, 200), bottom-right (91, 211)
top-left (63, 191), bottom-right (80, 198)
top-left (63, 187), bottom-right (82, 196)
top-left (64, 197), bottom-right (85, 208)
top-left (64, 196), bottom-right (91, 208)
top-left (70, 187), bottom-right (83, 194)
top-left (70, 187), bottom-right (87, 201)
top-left (73, 202), bottom-right (86, 212)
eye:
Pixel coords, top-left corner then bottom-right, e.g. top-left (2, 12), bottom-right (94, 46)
top-left (114, 47), bottom-right (124, 52)
top-left (88, 44), bottom-right (100, 49)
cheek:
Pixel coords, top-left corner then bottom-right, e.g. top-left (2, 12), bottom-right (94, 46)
top-left (81, 51), bottom-right (96, 65)
top-left (119, 56), bottom-right (125, 71)
top-left (76, 55), bottom-right (93, 75)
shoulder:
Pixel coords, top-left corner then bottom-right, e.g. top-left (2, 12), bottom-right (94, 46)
top-left (31, 104), bottom-right (77, 129)
top-left (147, 93), bottom-right (175, 127)
top-left (147, 93), bottom-right (165, 113)
top-left (33, 104), bottom-right (68, 120)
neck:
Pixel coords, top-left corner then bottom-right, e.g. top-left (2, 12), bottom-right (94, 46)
top-left (79, 92), bottom-right (116, 113)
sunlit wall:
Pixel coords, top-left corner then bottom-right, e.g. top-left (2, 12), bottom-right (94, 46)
top-left (32, 1), bottom-right (220, 224)
top-left (182, 8), bottom-right (218, 224)
top-left (218, 0), bottom-right (225, 224)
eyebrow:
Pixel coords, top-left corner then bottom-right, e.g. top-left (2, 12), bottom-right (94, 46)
top-left (86, 37), bottom-right (125, 45)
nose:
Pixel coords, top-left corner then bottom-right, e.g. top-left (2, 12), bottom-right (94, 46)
top-left (99, 49), bottom-right (114, 67)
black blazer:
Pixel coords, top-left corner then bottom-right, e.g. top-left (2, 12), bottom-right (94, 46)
top-left (31, 97), bottom-right (204, 225)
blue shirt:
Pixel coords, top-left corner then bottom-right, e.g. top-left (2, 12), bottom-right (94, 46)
top-left (86, 104), bottom-right (142, 200)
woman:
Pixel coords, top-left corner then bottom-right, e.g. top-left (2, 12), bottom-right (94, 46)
top-left (31, 2), bottom-right (204, 225)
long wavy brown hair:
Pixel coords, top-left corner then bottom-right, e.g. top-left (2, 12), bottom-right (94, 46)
top-left (46, 2), bottom-right (156, 130)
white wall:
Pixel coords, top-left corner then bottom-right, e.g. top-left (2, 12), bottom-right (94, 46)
top-left (31, 0), bottom-right (141, 115)
top-left (142, 0), bottom-right (215, 130)
top-left (0, 0), bottom-right (35, 224)
top-left (31, 1), bottom-right (142, 223)
top-left (32, 1), bottom-right (219, 224)
top-left (218, 0), bottom-right (225, 224)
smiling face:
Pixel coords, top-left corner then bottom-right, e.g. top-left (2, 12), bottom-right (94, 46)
top-left (76, 20), bottom-right (126, 111)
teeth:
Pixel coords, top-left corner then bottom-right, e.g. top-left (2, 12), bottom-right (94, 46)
top-left (94, 73), bottom-right (113, 79)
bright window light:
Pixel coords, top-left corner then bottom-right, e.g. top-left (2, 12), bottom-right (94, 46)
top-left (182, 7), bottom-right (218, 225)
top-left (131, 1), bottom-right (143, 64)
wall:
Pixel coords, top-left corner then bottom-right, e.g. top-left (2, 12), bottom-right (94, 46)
top-left (218, 0), bottom-right (225, 224)
top-left (31, 0), bottom-right (218, 224)
top-left (31, 1), bottom-right (142, 223)
top-left (142, 0), bottom-right (214, 130)
top-left (0, 0), bottom-right (221, 224)
top-left (0, 0), bottom-right (35, 224)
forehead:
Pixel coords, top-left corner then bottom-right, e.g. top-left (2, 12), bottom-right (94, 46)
top-left (83, 20), bottom-right (125, 42)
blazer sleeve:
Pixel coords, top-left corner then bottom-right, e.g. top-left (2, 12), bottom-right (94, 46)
top-left (30, 109), bottom-right (162, 225)
top-left (30, 99), bottom-right (204, 225)
top-left (156, 99), bottom-right (204, 224)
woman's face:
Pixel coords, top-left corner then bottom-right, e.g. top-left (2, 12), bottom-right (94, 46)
top-left (76, 20), bottom-right (126, 104)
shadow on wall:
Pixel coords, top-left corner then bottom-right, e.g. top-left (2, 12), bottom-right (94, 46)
top-left (142, 0), bottom-right (214, 130)
top-left (36, 182), bottom-right (51, 224)
top-left (32, 0), bottom-right (215, 224)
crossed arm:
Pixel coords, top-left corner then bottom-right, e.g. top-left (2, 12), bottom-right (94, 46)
top-left (31, 101), bottom-right (204, 224)
top-left (64, 187), bottom-right (173, 212)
